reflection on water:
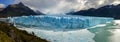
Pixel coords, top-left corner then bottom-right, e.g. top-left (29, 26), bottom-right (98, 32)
top-left (109, 29), bottom-right (120, 42)
top-left (88, 23), bottom-right (120, 42)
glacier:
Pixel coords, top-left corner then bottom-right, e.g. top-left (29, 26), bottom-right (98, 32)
top-left (17, 21), bottom-right (120, 42)
top-left (6, 15), bottom-right (115, 42)
top-left (8, 15), bottom-right (113, 30)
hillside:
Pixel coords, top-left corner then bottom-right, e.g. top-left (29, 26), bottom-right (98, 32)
top-left (0, 21), bottom-right (48, 42)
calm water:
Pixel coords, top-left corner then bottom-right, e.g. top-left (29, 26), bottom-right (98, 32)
top-left (88, 23), bottom-right (120, 42)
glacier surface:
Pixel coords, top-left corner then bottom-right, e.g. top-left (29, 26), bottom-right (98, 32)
top-left (8, 15), bottom-right (113, 30)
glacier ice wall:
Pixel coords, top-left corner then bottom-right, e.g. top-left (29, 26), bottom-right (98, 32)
top-left (8, 15), bottom-right (113, 30)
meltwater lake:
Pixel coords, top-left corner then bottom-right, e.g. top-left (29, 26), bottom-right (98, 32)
top-left (6, 15), bottom-right (120, 42)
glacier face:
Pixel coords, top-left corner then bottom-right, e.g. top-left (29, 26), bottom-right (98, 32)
top-left (8, 15), bottom-right (113, 30)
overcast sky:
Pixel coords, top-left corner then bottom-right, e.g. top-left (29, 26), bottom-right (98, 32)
top-left (15, 0), bottom-right (120, 15)
top-left (0, 0), bottom-right (120, 14)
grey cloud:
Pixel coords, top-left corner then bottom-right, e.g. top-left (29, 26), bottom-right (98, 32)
top-left (0, 4), bottom-right (5, 8)
top-left (15, 0), bottom-right (120, 15)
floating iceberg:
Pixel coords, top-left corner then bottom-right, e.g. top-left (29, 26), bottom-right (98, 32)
top-left (8, 15), bottom-right (113, 30)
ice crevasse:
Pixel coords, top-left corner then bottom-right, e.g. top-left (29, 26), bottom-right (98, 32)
top-left (8, 15), bottom-right (113, 29)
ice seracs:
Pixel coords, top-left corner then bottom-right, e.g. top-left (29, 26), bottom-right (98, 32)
top-left (8, 15), bottom-right (113, 30)
top-left (6, 15), bottom-right (114, 42)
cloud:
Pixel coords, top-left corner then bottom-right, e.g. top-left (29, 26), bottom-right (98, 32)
top-left (0, 4), bottom-right (5, 8)
top-left (15, 0), bottom-right (120, 15)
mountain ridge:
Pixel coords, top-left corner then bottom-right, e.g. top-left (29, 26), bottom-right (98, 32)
top-left (0, 2), bottom-right (44, 18)
top-left (68, 4), bottom-right (120, 19)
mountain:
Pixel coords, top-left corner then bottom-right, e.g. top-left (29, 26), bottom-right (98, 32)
top-left (0, 2), bottom-right (44, 18)
top-left (68, 4), bottom-right (120, 19)
top-left (0, 8), bottom-right (4, 11)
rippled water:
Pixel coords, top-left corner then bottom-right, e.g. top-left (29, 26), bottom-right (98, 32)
top-left (17, 22), bottom-right (120, 42)
top-left (88, 23), bottom-right (120, 42)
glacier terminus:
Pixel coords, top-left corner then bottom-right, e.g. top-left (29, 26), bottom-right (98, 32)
top-left (8, 15), bottom-right (113, 30)
top-left (5, 15), bottom-right (115, 42)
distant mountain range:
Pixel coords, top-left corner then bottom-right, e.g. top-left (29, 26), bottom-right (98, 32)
top-left (1, 2), bottom-right (120, 19)
top-left (0, 2), bottom-right (44, 18)
top-left (68, 4), bottom-right (120, 19)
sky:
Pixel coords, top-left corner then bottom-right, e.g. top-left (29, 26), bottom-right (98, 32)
top-left (15, 0), bottom-right (120, 15)
top-left (0, 0), bottom-right (120, 14)
top-left (0, 0), bottom-right (14, 8)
